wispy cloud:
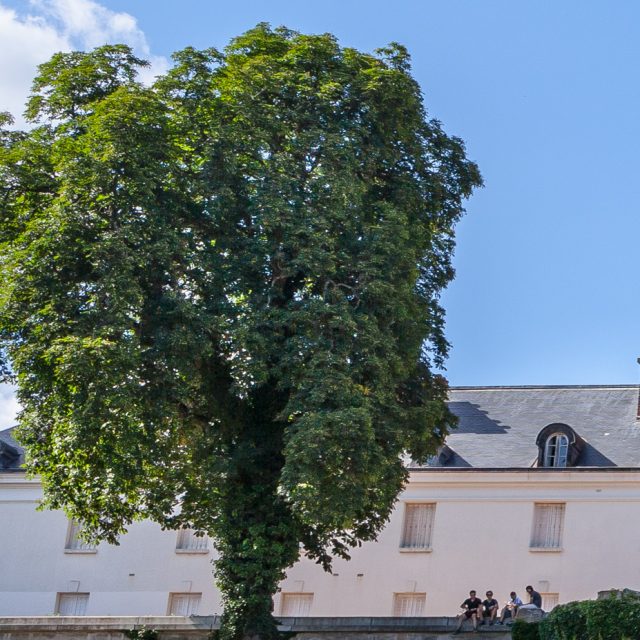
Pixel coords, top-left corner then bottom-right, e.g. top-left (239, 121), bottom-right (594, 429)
top-left (0, 385), bottom-right (20, 431)
top-left (0, 0), bottom-right (168, 126)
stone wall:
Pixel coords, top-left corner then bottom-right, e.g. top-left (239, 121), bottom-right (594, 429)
top-left (0, 617), bottom-right (511, 640)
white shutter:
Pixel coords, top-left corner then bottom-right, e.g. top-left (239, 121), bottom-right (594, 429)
top-left (57, 593), bottom-right (89, 615)
top-left (393, 593), bottom-right (426, 616)
top-left (65, 522), bottom-right (96, 551)
top-left (400, 504), bottom-right (435, 549)
top-left (281, 593), bottom-right (313, 616)
top-left (531, 504), bottom-right (565, 548)
top-left (542, 593), bottom-right (559, 611)
top-left (168, 593), bottom-right (201, 616)
top-left (176, 528), bottom-right (209, 551)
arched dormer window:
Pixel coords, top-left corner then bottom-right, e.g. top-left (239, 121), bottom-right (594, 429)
top-left (536, 423), bottom-right (584, 468)
top-left (544, 433), bottom-right (569, 467)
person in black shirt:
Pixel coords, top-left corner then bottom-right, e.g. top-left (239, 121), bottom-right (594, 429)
top-left (453, 590), bottom-right (482, 633)
top-left (525, 585), bottom-right (542, 608)
top-left (480, 590), bottom-right (499, 625)
top-left (514, 585), bottom-right (543, 619)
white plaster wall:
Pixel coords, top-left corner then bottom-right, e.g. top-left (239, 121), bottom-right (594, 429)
top-left (2, 471), bottom-right (640, 618)
top-left (280, 471), bottom-right (640, 616)
top-left (0, 477), bottom-right (223, 616)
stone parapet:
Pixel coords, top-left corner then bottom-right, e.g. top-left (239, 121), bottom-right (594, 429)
top-left (0, 616), bottom-right (511, 639)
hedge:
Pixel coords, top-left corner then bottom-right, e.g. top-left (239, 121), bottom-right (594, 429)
top-left (536, 595), bottom-right (640, 640)
top-left (511, 619), bottom-right (541, 640)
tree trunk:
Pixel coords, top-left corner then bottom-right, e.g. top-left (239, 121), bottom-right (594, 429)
top-left (215, 398), bottom-right (300, 640)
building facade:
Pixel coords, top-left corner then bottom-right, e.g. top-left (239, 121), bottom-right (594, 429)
top-left (2, 385), bottom-right (640, 618)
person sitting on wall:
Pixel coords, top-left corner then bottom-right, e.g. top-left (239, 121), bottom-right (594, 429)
top-left (453, 590), bottom-right (483, 634)
top-left (479, 590), bottom-right (499, 625)
top-left (497, 591), bottom-right (523, 624)
top-left (525, 585), bottom-right (542, 608)
top-left (515, 585), bottom-right (543, 619)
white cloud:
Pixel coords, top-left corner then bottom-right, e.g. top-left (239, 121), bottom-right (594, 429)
top-left (0, 384), bottom-right (20, 431)
top-left (0, 0), bottom-right (168, 126)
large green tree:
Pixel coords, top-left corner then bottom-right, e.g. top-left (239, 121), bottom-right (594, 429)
top-left (0, 26), bottom-right (481, 639)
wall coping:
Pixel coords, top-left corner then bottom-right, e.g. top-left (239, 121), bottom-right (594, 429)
top-left (0, 616), bottom-right (508, 633)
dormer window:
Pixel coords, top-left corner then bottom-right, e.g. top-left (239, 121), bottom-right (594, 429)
top-left (544, 433), bottom-right (569, 468)
top-left (536, 423), bottom-right (584, 468)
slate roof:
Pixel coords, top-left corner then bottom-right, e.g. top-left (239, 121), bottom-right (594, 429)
top-left (0, 427), bottom-right (24, 472)
top-left (437, 385), bottom-right (640, 469)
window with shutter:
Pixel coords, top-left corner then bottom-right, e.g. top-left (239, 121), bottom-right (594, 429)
top-left (541, 593), bottom-right (559, 611)
top-left (530, 504), bottom-right (565, 549)
top-left (280, 593), bottom-right (314, 616)
top-left (64, 522), bottom-right (96, 552)
top-left (168, 593), bottom-right (202, 616)
top-left (393, 593), bottom-right (426, 616)
top-left (400, 504), bottom-right (436, 550)
top-left (175, 528), bottom-right (209, 552)
top-left (56, 593), bottom-right (89, 615)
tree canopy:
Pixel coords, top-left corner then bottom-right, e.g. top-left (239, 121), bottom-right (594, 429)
top-left (0, 26), bottom-right (481, 639)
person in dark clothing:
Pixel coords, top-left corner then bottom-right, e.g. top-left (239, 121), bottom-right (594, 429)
top-left (525, 585), bottom-right (542, 608)
top-left (453, 590), bottom-right (482, 633)
top-left (480, 590), bottom-right (499, 625)
top-left (515, 585), bottom-right (543, 620)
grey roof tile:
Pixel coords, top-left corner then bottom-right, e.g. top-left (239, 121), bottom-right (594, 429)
top-left (0, 427), bottom-right (24, 471)
top-left (442, 386), bottom-right (640, 468)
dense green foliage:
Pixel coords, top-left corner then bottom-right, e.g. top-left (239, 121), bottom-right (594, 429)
top-left (538, 596), bottom-right (640, 640)
top-left (539, 601), bottom-right (590, 640)
top-left (123, 628), bottom-right (159, 640)
top-left (511, 620), bottom-right (542, 640)
top-left (0, 26), bottom-right (481, 639)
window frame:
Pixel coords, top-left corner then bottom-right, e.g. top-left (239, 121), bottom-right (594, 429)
top-left (167, 592), bottom-right (202, 616)
top-left (393, 592), bottom-right (426, 617)
top-left (64, 521), bottom-right (97, 554)
top-left (55, 592), bottom-right (90, 615)
top-left (544, 433), bottom-right (569, 468)
top-left (399, 503), bottom-right (436, 552)
top-left (530, 503), bottom-right (566, 551)
top-left (541, 593), bottom-right (560, 611)
top-left (280, 592), bottom-right (314, 617)
top-left (175, 528), bottom-right (209, 554)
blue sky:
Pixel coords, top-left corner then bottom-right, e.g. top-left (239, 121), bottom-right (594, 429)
top-left (1, 1), bottom-right (639, 428)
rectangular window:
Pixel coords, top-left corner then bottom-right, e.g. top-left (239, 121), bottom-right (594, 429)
top-left (393, 593), bottom-right (426, 616)
top-left (280, 593), bottom-right (314, 617)
top-left (65, 521), bottom-right (96, 552)
top-left (56, 593), bottom-right (89, 615)
top-left (541, 593), bottom-right (559, 611)
top-left (175, 528), bottom-right (209, 552)
top-left (400, 504), bottom-right (435, 550)
top-left (168, 592), bottom-right (202, 616)
top-left (530, 503), bottom-right (565, 549)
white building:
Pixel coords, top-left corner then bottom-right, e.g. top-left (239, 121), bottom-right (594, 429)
top-left (2, 385), bottom-right (640, 618)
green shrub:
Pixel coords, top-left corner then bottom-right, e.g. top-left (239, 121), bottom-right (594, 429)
top-left (511, 619), bottom-right (540, 640)
top-left (585, 595), bottom-right (640, 640)
top-left (538, 595), bottom-right (640, 640)
top-left (123, 628), bottom-right (158, 640)
top-left (208, 630), bottom-right (297, 640)
top-left (539, 601), bottom-right (589, 640)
